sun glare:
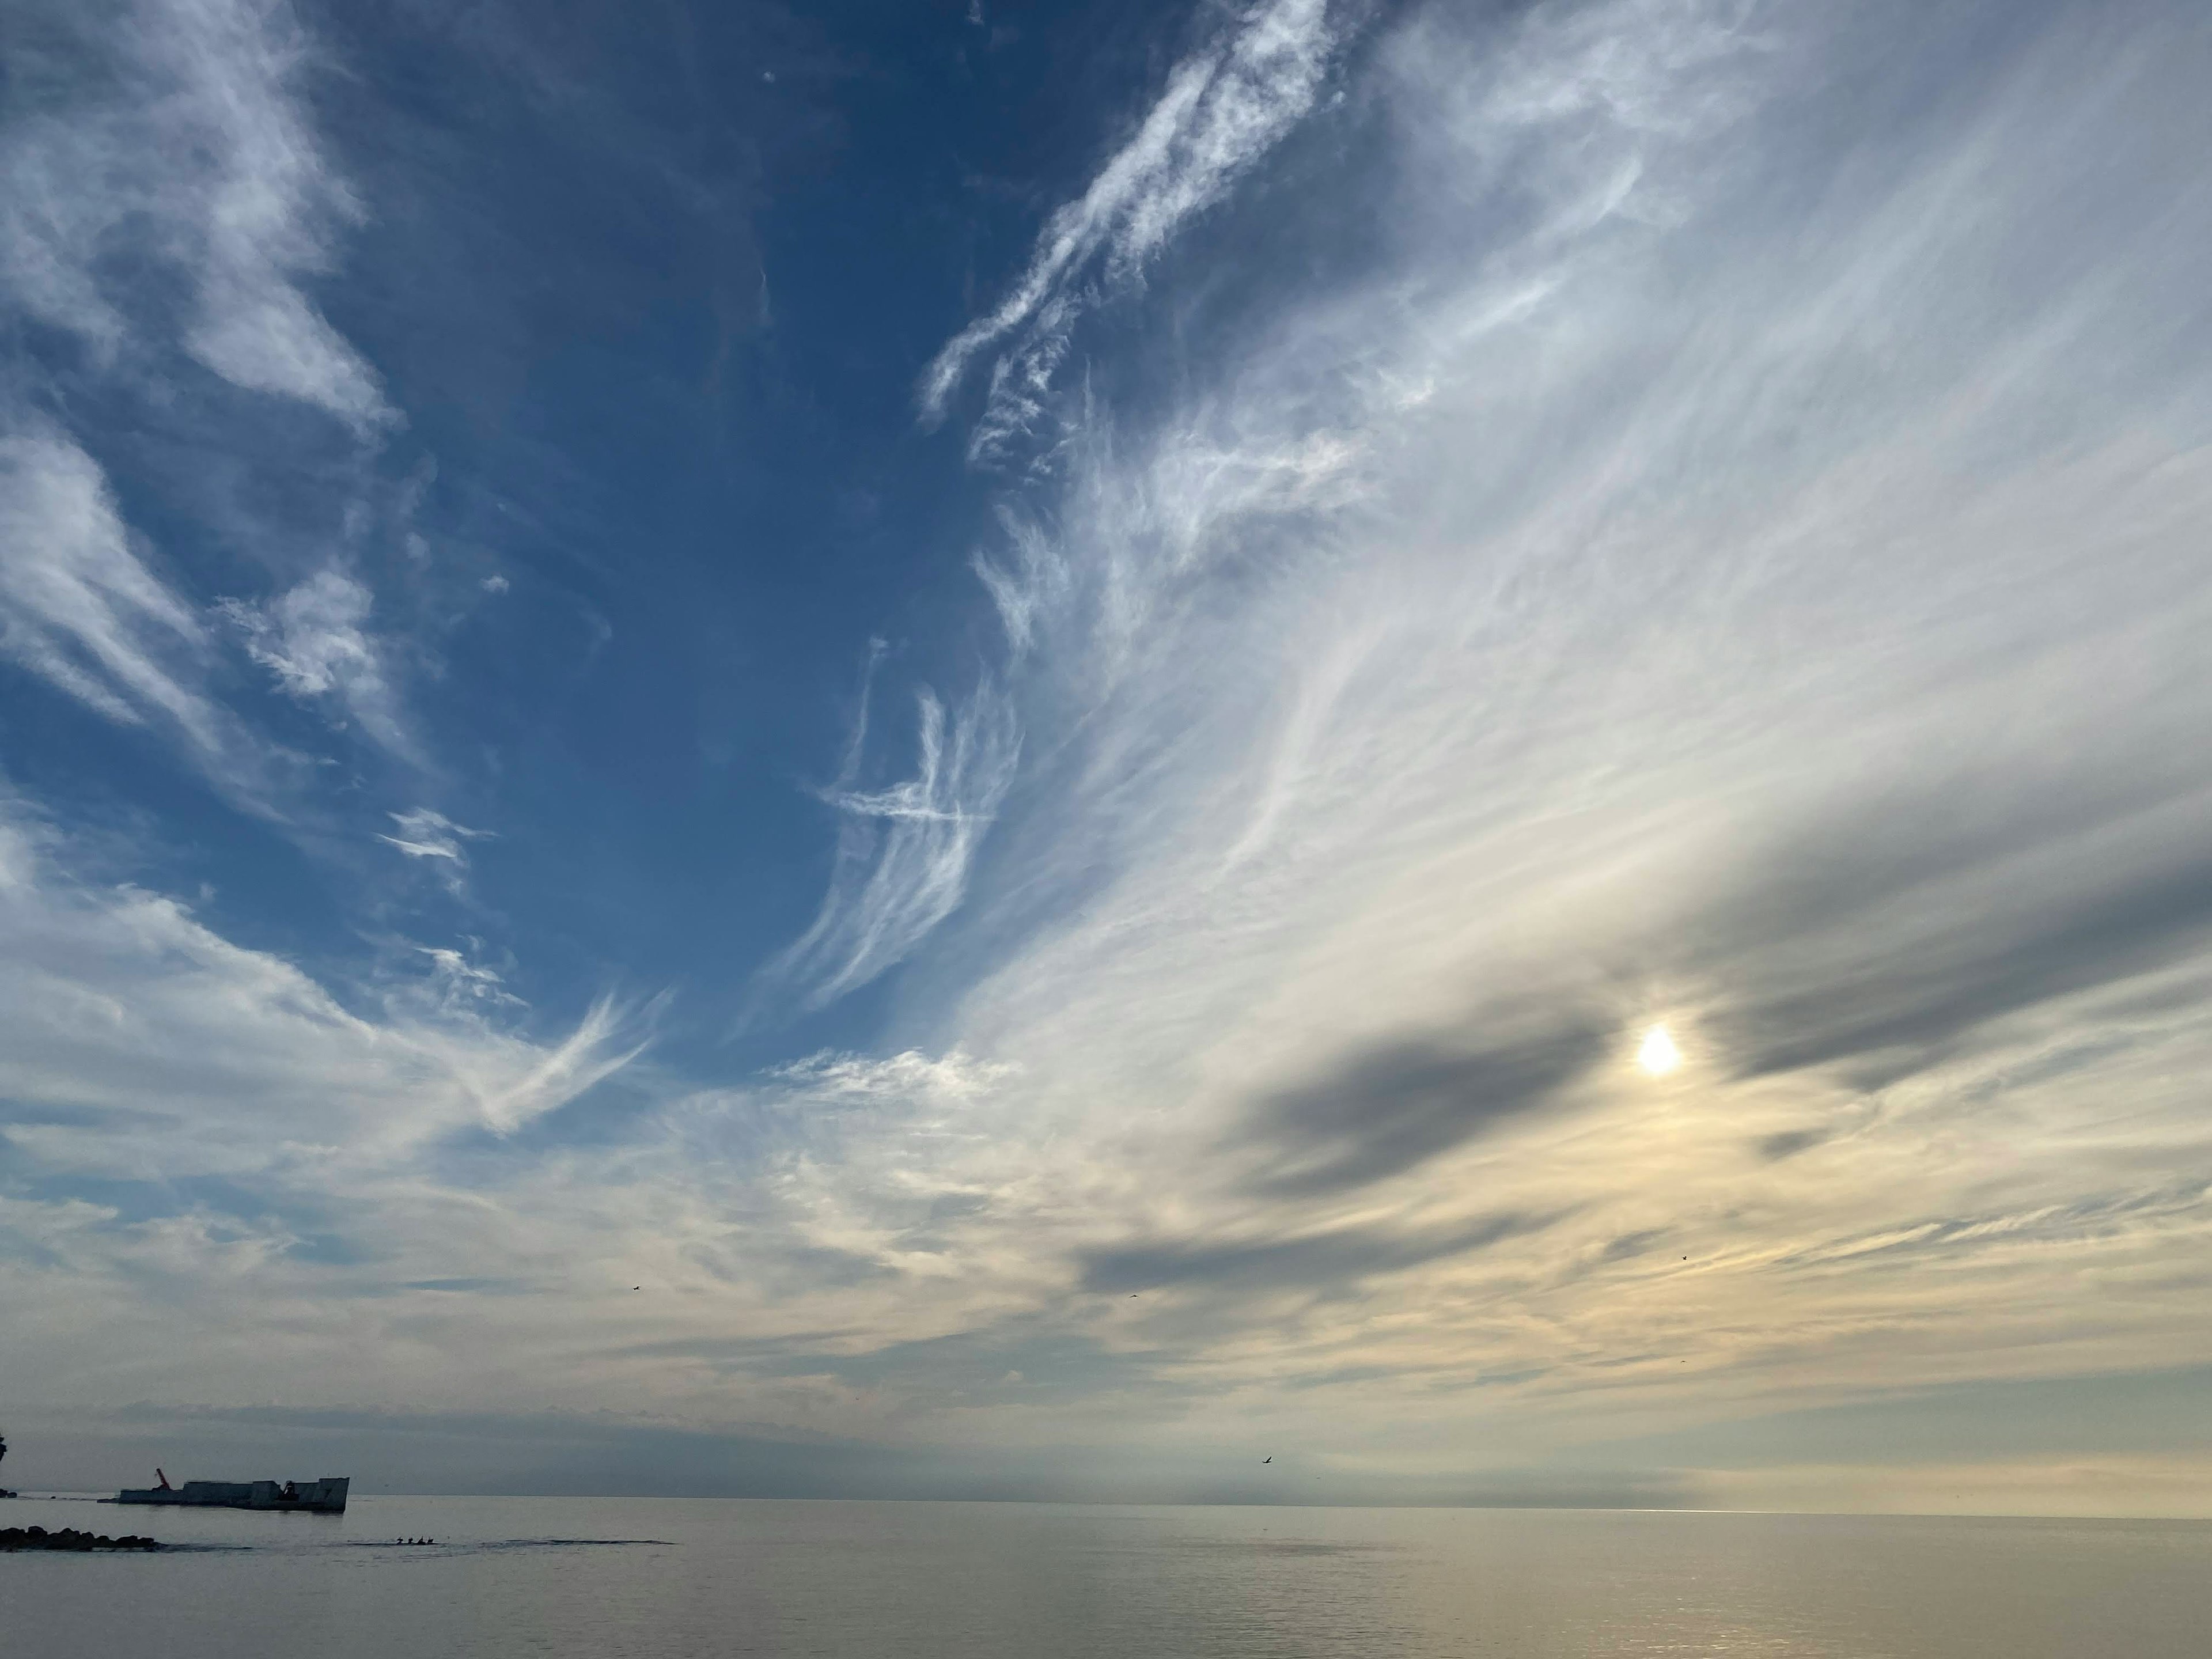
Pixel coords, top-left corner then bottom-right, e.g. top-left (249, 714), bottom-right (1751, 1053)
top-left (1637, 1024), bottom-right (1681, 1075)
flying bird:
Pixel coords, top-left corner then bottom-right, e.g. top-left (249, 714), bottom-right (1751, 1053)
top-left (1262, 1456), bottom-right (1271, 1464)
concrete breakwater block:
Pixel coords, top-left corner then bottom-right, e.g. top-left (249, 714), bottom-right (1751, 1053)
top-left (1, 1525), bottom-right (161, 1551)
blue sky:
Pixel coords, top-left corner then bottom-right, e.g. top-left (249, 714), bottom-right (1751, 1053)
top-left (5, 0), bottom-right (2212, 1512)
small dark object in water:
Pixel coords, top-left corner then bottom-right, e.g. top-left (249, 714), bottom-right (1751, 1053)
top-left (1, 1525), bottom-right (160, 1552)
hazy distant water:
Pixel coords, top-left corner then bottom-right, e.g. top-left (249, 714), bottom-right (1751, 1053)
top-left (6, 1497), bottom-right (2210, 1657)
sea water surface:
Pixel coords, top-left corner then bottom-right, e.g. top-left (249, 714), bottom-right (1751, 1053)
top-left (5, 1496), bottom-right (2209, 1657)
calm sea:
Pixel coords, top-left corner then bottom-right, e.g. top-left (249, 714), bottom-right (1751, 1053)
top-left (5, 1496), bottom-right (2209, 1657)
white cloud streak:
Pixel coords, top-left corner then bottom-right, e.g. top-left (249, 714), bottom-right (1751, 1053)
top-left (0, 427), bottom-right (219, 745)
top-left (919, 0), bottom-right (1344, 461)
top-left (0, 798), bottom-right (679, 1419)
top-left (775, 0), bottom-right (1344, 1009)
top-left (377, 806), bottom-right (494, 899)
top-left (379, 808), bottom-right (493, 865)
top-left (2, 0), bottom-right (423, 800)
top-left (0, 801), bottom-right (645, 1173)
top-left (221, 568), bottom-right (415, 759)
top-left (1, 0), bottom-right (391, 430)
top-left (767, 680), bottom-right (1022, 1011)
top-left (0, 425), bottom-right (421, 805)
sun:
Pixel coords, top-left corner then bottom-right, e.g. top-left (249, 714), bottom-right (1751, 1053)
top-left (1637, 1024), bottom-right (1681, 1075)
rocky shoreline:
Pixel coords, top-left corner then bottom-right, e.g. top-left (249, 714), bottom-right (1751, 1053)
top-left (2, 1525), bottom-right (161, 1552)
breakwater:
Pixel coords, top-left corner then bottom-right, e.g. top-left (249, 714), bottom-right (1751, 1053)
top-left (2, 1524), bottom-right (160, 1552)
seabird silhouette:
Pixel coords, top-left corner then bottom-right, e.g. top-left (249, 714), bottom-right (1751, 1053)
top-left (1262, 1456), bottom-right (1271, 1464)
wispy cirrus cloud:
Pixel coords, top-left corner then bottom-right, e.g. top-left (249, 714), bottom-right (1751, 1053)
top-left (376, 808), bottom-right (495, 900)
top-left (1, 0), bottom-right (429, 813)
top-left (221, 568), bottom-right (415, 759)
top-left (0, 797), bottom-right (645, 1173)
top-left (919, 0), bottom-right (1347, 462)
top-left (765, 675), bottom-right (1021, 1012)
top-left (2, 0), bottom-right (391, 430)
top-left (0, 791), bottom-right (675, 1419)
top-left (0, 426), bottom-right (218, 744)
top-left (738, 0), bottom-right (2212, 1483)
top-left (770, 0), bottom-right (1349, 1013)
top-left (379, 808), bottom-right (493, 866)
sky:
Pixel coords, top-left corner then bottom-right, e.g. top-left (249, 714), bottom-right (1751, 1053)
top-left (3, 0), bottom-right (2210, 1514)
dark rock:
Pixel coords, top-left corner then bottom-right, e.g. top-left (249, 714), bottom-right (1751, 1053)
top-left (1, 1524), bottom-right (161, 1551)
